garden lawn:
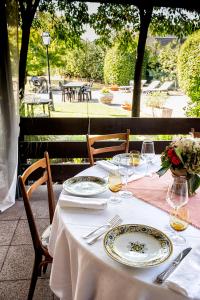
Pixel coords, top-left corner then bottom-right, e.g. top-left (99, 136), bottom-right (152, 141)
top-left (28, 101), bottom-right (130, 118)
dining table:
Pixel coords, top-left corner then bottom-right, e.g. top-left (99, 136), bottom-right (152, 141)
top-left (48, 157), bottom-right (200, 300)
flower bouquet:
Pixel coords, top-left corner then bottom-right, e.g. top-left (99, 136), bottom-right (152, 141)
top-left (157, 138), bottom-right (200, 195)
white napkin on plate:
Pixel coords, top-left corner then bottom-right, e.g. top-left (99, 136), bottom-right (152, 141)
top-left (96, 160), bottom-right (120, 173)
top-left (165, 245), bottom-right (200, 299)
top-left (59, 193), bottom-right (107, 210)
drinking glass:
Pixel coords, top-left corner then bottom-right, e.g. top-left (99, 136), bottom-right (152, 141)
top-left (119, 154), bottom-right (133, 198)
top-left (141, 140), bottom-right (155, 176)
top-left (131, 150), bottom-right (141, 174)
top-left (108, 170), bottom-right (123, 203)
top-left (166, 176), bottom-right (189, 245)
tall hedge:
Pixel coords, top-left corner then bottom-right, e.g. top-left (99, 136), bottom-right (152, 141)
top-left (177, 30), bottom-right (200, 110)
top-left (104, 43), bottom-right (137, 85)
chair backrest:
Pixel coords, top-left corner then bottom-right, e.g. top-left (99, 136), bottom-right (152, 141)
top-left (18, 152), bottom-right (55, 251)
top-left (144, 80), bottom-right (160, 91)
top-left (87, 129), bottom-right (130, 166)
top-left (158, 81), bottom-right (174, 91)
top-left (191, 128), bottom-right (200, 138)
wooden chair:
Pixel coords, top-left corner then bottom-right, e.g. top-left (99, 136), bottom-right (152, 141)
top-left (87, 129), bottom-right (130, 166)
top-left (191, 128), bottom-right (200, 138)
top-left (18, 152), bottom-right (55, 300)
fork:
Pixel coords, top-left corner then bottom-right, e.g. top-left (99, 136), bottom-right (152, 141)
top-left (87, 218), bottom-right (122, 245)
top-left (82, 214), bottom-right (120, 239)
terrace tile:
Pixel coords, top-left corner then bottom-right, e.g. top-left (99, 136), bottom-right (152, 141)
top-left (0, 201), bottom-right (25, 221)
top-left (0, 279), bottom-right (54, 300)
top-left (11, 218), bottom-right (50, 245)
top-left (0, 246), bottom-right (8, 271)
top-left (0, 245), bottom-right (34, 281)
top-left (0, 221), bottom-right (18, 245)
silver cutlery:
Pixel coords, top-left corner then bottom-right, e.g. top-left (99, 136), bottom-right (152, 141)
top-left (87, 218), bottom-right (122, 245)
top-left (83, 214), bottom-right (120, 239)
top-left (155, 247), bottom-right (192, 284)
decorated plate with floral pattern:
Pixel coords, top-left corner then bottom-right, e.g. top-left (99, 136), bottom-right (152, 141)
top-left (104, 224), bottom-right (172, 268)
top-left (63, 176), bottom-right (108, 196)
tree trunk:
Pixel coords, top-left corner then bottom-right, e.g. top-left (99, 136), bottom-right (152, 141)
top-left (132, 6), bottom-right (153, 117)
top-left (18, 0), bottom-right (40, 103)
top-left (19, 24), bottom-right (31, 103)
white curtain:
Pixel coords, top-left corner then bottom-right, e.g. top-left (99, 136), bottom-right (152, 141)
top-left (0, 0), bottom-right (19, 212)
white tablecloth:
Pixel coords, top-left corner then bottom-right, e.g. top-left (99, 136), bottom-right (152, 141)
top-left (48, 165), bottom-right (200, 300)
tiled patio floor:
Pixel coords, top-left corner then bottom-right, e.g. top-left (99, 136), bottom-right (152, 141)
top-left (0, 185), bottom-right (62, 300)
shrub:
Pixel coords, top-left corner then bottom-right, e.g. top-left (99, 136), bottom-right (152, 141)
top-left (104, 42), bottom-right (137, 85)
top-left (177, 30), bottom-right (200, 116)
top-left (146, 92), bottom-right (168, 108)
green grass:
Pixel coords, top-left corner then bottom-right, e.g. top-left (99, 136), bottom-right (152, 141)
top-left (25, 101), bottom-right (130, 118)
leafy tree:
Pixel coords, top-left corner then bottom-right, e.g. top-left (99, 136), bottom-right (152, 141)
top-left (104, 38), bottom-right (138, 85)
top-left (18, 0), bottom-right (89, 100)
top-left (90, 4), bottom-right (200, 116)
top-left (177, 30), bottom-right (200, 117)
top-left (64, 41), bottom-right (105, 81)
top-left (146, 41), bottom-right (180, 84)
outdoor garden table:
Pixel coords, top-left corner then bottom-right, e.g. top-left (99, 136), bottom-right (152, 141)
top-left (25, 98), bottom-right (51, 117)
top-left (62, 82), bottom-right (86, 102)
top-left (48, 164), bottom-right (200, 300)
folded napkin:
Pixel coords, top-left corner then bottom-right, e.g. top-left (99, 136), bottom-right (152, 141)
top-left (96, 160), bottom-right (120, 173)
top-left (165, 245), bottom-right (200, 299)
top-left (59, 193), bottom-right (107, 210)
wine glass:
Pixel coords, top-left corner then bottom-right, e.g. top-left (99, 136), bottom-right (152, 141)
top-left (119, 154), bottom-right (133, 198)
top-left (108, 170), bottom-right (123, 203)
top-left (130, 150), bottom-right (141, 175)
top-left (166, 176), bottom-right (189, 245)
top-left (141, 140), bottom-right (155, 176)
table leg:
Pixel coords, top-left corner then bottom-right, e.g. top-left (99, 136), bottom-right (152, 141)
top-left (31, 104), bottom-right (34, 117)
top-left (43, 104), bottom-right (45, 115)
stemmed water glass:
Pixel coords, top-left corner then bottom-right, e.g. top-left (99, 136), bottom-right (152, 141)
top-left (108, 170), bottom-right (123, 203)
top-left (141, 140), bottom-right (155, 176)
top-left (166, 176), bottom-right (189, 245)
top-left (119, 154), bottom-right (133, 198)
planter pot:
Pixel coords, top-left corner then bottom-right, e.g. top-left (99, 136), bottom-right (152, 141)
top-left (110, 85), bottom-right (119, 91)
top-left (100, 93), bottom-right (113, 104)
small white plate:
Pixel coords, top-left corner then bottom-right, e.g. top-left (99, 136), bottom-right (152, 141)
top-left (104, 224), bottom-right (172, 268)
top-left (63, 176), bottom-right (108, 197)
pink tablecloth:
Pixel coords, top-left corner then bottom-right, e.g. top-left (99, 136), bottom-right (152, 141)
top-left (127, 171), bottom-right (200, 229)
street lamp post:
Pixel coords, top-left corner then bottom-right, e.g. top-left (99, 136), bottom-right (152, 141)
top-left (42, 32), bottom-right (54, 111)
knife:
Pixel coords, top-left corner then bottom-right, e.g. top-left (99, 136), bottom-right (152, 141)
top-left (155, 247), bottom-right (192, 284)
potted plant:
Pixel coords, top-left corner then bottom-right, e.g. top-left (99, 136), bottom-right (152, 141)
top-left (99, 87), bottom-right (113, 104)
top-left (110, 84), bottom-right (119, 91)
top-left (146, 92), bottom-right (169, 117)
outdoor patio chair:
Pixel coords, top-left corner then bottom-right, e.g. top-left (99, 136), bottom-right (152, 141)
top-left (142, 80), bottom-right (161, 93)
top-left (18, 151), bottom-right (55, 300)
top-left (81, 81), bottom-right (93, 101)
top-left (152, 81), bottom-right (174, 93)
top-left (191, 128), bottom-right (200, 138)
top-left (86, 129), bottom-right (130, 166)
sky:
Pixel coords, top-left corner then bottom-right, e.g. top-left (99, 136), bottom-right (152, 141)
top-left (81, 2), bottom-right (99, 41)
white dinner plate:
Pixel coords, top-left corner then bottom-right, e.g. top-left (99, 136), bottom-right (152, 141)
top-left (63, 176), bottom-right (108, 197)
top-left (104, 224), bottom-right (173, 268)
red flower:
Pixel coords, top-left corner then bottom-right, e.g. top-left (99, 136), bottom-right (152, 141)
top-left (167, 148), bottom-right (174, 158)
top-left (171, 156), bottom-right (181, 165)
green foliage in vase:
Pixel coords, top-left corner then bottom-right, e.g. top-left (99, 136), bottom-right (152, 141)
top-left (177, 30), bottom-right (200, 117)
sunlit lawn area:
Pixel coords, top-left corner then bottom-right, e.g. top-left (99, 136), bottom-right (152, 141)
top-left (26, 101), bottom-right (130, 118)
